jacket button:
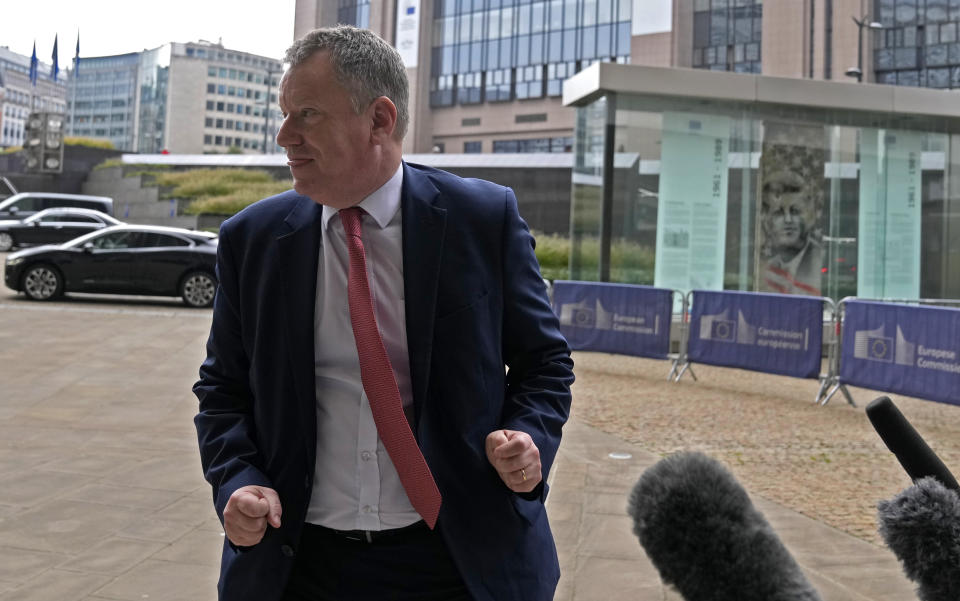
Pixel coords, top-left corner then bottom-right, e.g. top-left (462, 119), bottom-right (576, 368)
top-left (280, 545), bottom-right (295, 557)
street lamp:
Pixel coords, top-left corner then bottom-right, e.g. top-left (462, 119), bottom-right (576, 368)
top-left (845, 15), bottom-right (884, 83)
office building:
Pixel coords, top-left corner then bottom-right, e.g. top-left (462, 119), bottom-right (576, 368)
top-left (0, 46), bottom-right (68, 149)
top-left (68, 41), bottom-right (283, 154)
top-left (294, 0), bottom-right (960, 155)
top-left (295, 0), bottom-right (647, 154)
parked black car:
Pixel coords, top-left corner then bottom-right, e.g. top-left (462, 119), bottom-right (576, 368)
top-left (0, 207), bottom-right (122, 252)
top-left (0, 192), bottom-right (114, 219)
top-left (4, 224), bottom-right (218, 308)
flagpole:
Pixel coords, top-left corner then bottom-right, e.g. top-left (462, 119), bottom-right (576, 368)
top-left (70, 32), bottom-right (79, 135)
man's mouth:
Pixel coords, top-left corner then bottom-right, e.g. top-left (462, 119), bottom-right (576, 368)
top-left (287, 157), bottom-right (313, 168)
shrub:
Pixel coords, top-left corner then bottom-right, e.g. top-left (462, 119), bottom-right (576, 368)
top-left (64, 137), bottom-right (115, 149)
top-left (154, 169), bottom-right (279, 200)
top-left (184, 180), bottom-right (293, 215)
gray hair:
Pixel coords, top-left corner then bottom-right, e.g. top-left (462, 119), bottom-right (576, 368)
top-left (284, 25), bottom-right (409, 139)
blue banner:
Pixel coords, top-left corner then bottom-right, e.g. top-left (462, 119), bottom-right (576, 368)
top-left (840, 300), bottom-right (960, 407)
top-left (687, 290), bottom-right (824, 378)
top-left (553, 281), bottom-right (673, 359)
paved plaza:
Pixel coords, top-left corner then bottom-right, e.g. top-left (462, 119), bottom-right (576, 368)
top-left (0, 284), bottom-right (926, 600)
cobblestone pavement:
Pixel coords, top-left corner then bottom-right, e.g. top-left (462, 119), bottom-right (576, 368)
top-left (570, 351), bottom-right (960, 546)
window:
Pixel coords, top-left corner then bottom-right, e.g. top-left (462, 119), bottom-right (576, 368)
top-left (207, 83), bottom-right (216, 93)
top-left (141, 233), bottom-right (190, 247)
top-left (89, 231), bottom-right (141, 249)
top-left (464, 140), bottom-right (482, 153)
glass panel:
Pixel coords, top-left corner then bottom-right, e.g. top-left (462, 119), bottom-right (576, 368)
top-left (927, 44), bottom-right (949, 66)
top-left (711, 12), bottom-right (728, 45)
top-left (928, 67), bottom-right (951, 87)
top-left (895, 0), bottom-right (917, 25)
top-left (895, 47), bottom-right (918, 68)
top-left (597, 0), bottom-right (612, 23)
top-left (570, 96), bottom-right (609, 281)
top-left (875, 48), bottom-right (895, 69)
top-left (942, 22), bottom-right (957, 43)
top-left (583, 0), bottom-right (597, 26)
top-left (531, 2), bottom-right (546, 31)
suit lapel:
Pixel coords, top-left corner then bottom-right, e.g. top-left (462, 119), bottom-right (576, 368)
top-left (401, 163), bottom-right (446, 424)
top-left (277, 195), bottom-right (324, 455)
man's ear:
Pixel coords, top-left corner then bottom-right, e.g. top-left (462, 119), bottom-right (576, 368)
top-left (369, 96), bottom-right (398, 142)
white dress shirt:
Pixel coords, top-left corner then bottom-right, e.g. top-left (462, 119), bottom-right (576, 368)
top-left (306, 164), bottom-right (422, 530)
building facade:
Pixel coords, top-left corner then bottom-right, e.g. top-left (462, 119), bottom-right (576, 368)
top-left (0, 46), bottom-right (68, 149)
top-left (294, 0), bottom-right (960, 155)
top-left (564, 61), bottom-right (960, 301)
top-left (67, 42), bottom-right (283, 154)
top-left (295, 0), bottom-right (642, 154)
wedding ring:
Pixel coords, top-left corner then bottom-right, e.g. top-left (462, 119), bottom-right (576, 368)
top-left (521, 468), bottom-right (527, 481)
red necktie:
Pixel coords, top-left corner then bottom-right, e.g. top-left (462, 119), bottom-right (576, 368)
top-left (340, 207), bottom-right (442, 529)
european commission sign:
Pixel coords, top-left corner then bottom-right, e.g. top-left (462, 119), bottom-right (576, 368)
top-left (552, 281), bottom-right (673, 359)
top-left (687, 290), bottom-right (824, 379)
top-left (840, 300), bottom-right (960, 406)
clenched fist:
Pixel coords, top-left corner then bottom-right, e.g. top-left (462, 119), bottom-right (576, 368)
top-left (223, 485), bottom-right (282, 547)
top-left (486, 429), bottom-right (541, 493)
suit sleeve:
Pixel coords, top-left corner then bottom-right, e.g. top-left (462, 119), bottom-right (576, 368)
top-left (498, 187), bottom-right (575, 502)
top-left (193, 228), bottom-right (272, 522)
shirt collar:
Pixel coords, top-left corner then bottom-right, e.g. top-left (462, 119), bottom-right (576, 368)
top-left (321, 163), bottom-right (404, 231)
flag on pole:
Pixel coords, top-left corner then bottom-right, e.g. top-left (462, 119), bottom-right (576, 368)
top-left (29, 42), bottom-right (38, 86)
top-left (74, 32), bottom-right (80, 76)
top-left (51, 35), bottom-right (59, 82)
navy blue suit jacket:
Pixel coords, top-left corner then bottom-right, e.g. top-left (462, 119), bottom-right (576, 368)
top-left (194, 162), bottom-right (574, 601)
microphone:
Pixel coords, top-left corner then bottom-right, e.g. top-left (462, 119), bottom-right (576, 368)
top-left (877, 476), bottom-right (960, 601)
top-left (865, 396), bottom-right (960, 492)
top-left (627, 452), bottom-right (822, 601)
top-left (867, 396), bottom-right (960, 601)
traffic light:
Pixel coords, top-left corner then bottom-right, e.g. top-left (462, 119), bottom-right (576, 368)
top-left (22, 112), bottom-right (64, 174)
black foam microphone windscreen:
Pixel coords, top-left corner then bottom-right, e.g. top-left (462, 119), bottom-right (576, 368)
top-left (627, 452), bottom-right (823, 601)
top-left (865, 396), bottom-right (960, 492)
top-left (878, 477), bottom-right (960, 601)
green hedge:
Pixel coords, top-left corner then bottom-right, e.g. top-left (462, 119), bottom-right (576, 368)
top-left (533, 232), bottom-right (656, 283)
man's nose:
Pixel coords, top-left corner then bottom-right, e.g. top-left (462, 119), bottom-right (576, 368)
top-left (275, 118), bottom-right (299, 148)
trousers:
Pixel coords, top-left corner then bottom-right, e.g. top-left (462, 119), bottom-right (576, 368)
top-left (281, 521), bottom-right (474, 601)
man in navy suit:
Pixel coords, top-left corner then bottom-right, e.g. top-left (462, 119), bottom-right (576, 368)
top-left (194, 25), bottom-right (574, 601)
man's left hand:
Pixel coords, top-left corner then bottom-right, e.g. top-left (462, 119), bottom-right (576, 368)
top-left (485, 429), bottom-right (541, 493)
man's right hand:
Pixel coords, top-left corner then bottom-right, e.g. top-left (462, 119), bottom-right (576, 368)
top-left (223, 485), bottom-right (282, 547)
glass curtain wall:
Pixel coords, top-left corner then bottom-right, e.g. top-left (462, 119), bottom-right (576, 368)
top-left (430, 0), bottom-right (631, 107)
top-left (874, 0), bottom-right (960, 88)
top-left (692, 0), bottom-right (763, 73)
top-left (570, 93), bottom-right (960, 302)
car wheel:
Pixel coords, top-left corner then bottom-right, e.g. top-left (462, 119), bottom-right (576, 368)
top-left (180, 271), bottom-right (216, 308)
top-left (0, 232), bottom-right (12, 252)
top-left (22, 264), bottom-right (63, 301)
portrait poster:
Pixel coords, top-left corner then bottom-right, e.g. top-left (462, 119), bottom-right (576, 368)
top-left (654, 111), bottom-right (730, 308)
top-left (857, 129), bottom-right (922, 300)
top-left (756, 123), bottom-right (826, 297)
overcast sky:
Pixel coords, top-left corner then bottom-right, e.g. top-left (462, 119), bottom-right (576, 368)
top-left (0, 0), bottom-right (297, 64)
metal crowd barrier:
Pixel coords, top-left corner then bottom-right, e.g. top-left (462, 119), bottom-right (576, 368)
top-left (822, 297), bottom-right (960, 407)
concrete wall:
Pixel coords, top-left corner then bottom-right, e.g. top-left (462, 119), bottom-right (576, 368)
top-left (0, 146), bottom-right (124, 195)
